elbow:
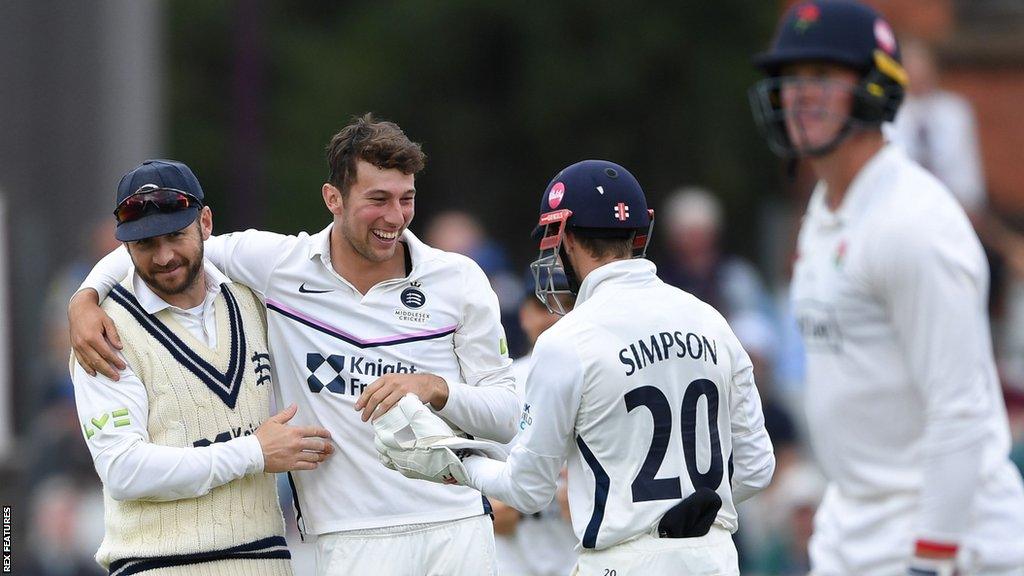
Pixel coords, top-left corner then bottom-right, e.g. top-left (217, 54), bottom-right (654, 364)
top-left (513, 489), bottom-right (552, 515)
top-left (102, 459), bottom-right (136, 501)
top-left (731, 454), bottom-right (776, 503)
top-left (103, 455), bottom-right (168, 502)
top-left (493, 418), bottom-right (518, 444)
top-left (105, 475), bottom-right (144, 502)
top-left (757, 453), bottom-right (777, 492)
top-left (106, 485), bottom-right (131, 502)
top-left (488, 391), bottom-right (521, 444)
top-left (508, 471), bottom-right (557, 514)
top-left (104, 462), bottom-right (154, 501)
top-left (751, 454), bottom-right (777, 494)
top-left (502, 390), bottom-right (526, 443)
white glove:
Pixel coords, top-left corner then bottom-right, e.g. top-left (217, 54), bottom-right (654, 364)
top-left (373, 394), bottom-right (506, 486)
top-left (378, 440), bottom-right (471, 485)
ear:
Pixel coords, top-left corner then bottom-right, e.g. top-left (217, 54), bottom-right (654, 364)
top-left (198, 206), bottom-right (213, 241)
top-left (562, 229), bottom-right (578, 253)
top-left (322, 183), bottom-right (344, 215)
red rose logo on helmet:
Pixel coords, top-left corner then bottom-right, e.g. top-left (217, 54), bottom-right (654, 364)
top-left (874, 18), bottom-right (896, 55)
top-left (794, 3), bottom-right (820, 32)
top-left (548, 182), bottom-right (565, 209)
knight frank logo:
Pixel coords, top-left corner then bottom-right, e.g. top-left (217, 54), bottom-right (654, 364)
top-left (306, 353), bottom-right (419, 395)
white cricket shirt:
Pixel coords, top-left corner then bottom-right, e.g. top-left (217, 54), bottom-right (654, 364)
top-left (465, 259), bottom-right (775, 551)
top-left (83, 225), bottom-right (519, 534)
top-left (791, 144), bottom-right (1024, 546)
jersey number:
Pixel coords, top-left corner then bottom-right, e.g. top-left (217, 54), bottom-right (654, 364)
top-left (624, 379), bottom-right (723, 502)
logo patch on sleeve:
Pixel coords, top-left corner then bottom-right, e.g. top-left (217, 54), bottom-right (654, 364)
top-left (83, 408), bottom-right (131, 440)
top-left (519, 403), bottom-right (533, 430)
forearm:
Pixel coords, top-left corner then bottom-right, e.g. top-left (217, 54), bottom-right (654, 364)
top-left (464, 445), bottom-right (561, 514)
top-left (436, 378), bottom-right (519, 443)
top-left (77, 245), bottom-right (132, 300)
top-left (914, 416), bottom-right (987, 546)
top-left (101, 435), bottom-right (264, 502)
top-left (730, 427), bottom-right (776, 503)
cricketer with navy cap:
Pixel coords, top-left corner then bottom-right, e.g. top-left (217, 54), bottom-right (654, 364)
top-left (71, 159), bottom-right (332, 576)
top-left (374, 159), bottom-right (776, 575)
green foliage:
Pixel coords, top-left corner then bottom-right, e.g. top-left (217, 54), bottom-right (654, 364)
top-left (167, 0), bottom-right (780, 263)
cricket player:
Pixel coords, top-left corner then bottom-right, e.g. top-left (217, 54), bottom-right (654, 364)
top-left (72, 159), bottom-right (334, 575)
top-left (749, 2), bottom-right (1024, 574)
top-left (69, 115), bottom-right (519, 575)
top-left (373, 159), bottom-right (776, 575)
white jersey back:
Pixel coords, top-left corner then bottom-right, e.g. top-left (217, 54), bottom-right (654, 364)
top-left (520, 260), bottom-right (773, 550)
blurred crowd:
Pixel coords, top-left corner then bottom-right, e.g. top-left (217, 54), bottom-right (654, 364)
top-left (20, 41), bottom-right (1024, 576)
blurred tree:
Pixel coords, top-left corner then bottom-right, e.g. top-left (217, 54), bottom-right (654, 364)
top-left (167, 0), bottom-right (779, 267)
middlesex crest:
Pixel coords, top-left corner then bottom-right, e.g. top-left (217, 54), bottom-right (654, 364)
top-left (401, 281), bottom-right (426, 309)
top-left (395, 281), bottom-right (430, 324)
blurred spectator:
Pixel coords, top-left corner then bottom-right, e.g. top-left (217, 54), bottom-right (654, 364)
top-left (658, 187), bottom-right (773, 323)
top-left (1006, 386), bottom-right (1024, 476)
top-left (491, 278), bottom-right (577, 576)
top-left (424, 210), bottom-right (526, 354)
top-left (889, 38), bottom-right (1024, 317)
top-left (22, 477), bottom-right (104, 576)
top-left (730, 311), bottom-right (803, 574)
top-left (22, 218), bottom-right (114, 572)
top-left (759, 462), bottom-right (826, 575)
top-left (40, 218), bottom-right (121, 406)
top-left (891, 39), bottom-right (985, 216)
top-left (731, 313), bottom-right (799, 473)
top-left (28, 218), bottom-right (114, 481)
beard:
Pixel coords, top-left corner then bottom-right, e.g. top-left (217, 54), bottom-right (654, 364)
top-left (339, 218), bottom-right (399, 264)
top-left (136, 239), bottom-right (205, 298)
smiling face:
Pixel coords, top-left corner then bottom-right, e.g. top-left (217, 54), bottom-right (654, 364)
top-left (328, 159), bottom-right (416, 264)
top-left (779, 62), bottom-right (860, 155)
top-left (126, 207), bottom-right (212, 302)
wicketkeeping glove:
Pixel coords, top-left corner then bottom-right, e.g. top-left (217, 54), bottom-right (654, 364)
top-left (372, 394), bottom-right (506, 486)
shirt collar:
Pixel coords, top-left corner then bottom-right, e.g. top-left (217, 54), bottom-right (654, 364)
top-left (807, 143), bottom-right (901, 228)
top-left (306, 222), bottom-right (435, 281)
top-left (575, 258), bottom-right (658, 306)
top-left (130, 259), bottom-right (230, 315)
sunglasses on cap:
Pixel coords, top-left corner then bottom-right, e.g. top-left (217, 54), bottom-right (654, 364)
top-left (113, 185), bottom-right (203, 224)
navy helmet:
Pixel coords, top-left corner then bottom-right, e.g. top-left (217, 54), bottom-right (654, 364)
top-left (530, 160), bottom-right (654, 314)
top-left (749, 0), bottom-right (908, 157)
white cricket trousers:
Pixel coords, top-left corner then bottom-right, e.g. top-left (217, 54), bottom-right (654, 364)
top-left (571, 526), bottom-right (738, 576)
top-left (315, 514), bottom-right (496, 576)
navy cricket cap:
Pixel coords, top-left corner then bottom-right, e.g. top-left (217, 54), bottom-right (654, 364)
top-left (114, 159), bottom-right (205, 242)
top-left (753, 0), bottom-right (901, 75)
top-left (538, 160), bottom-right (651, 238)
